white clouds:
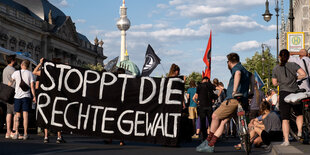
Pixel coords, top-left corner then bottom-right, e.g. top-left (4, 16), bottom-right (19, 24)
top-left (89, 29), bottom-right (105, 36)
top-left (50, 0), bottom-right (68, 7)
top-left (232, 39), bottom-right (277, 52)
top-left (232, 40), bottom-right (260, 52)
top-left (157, 4), bottom-right (169, 9)
top-left (75, 19), bottom-right (86, 24)
top-left (131, 24), bottom-right (153, 30)
top-left (167, 0), bottom-right (264, 18)
top-left (212, 56), bottom-right (227, 62)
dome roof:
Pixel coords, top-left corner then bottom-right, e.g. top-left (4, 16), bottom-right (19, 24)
top-left (7, 0), bottom-right (66, 28)
top-left (117, 55), bottom-right (140, 76)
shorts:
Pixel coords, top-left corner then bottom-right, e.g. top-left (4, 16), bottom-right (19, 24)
top-left (279, 91), bottom-right (303, 120)
top-left (188, 107), bottom-right (198, 119)
top-left (261, 130), bottom-right (283, 145)
top-left (14, 97), bottom-right (31, 112)
top-left (213, 99), bottom-right (239, 120)
top-left (6, 103), bottom-right (14, 114)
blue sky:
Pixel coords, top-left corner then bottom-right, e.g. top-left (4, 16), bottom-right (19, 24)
top-left (50, 0), bottom-right (289, 86)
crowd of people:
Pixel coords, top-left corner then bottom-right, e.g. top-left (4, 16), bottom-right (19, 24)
top-left (1, 48), bottom-right (309, 153)
top-left (181, 49), bottom-right (309, 153)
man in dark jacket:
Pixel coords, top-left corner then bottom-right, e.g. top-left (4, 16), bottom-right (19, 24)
top-left (193, 77), bottom-right (216, 140)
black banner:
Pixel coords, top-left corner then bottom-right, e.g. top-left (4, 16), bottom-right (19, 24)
top-left (36, 60), bottom-right (184, 145)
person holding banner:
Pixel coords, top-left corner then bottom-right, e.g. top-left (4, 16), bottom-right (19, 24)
top-left (33, 58), bottom-right (65, 144)
top-left (9, 60), bottom-right (36, 140)
top-left (196, 53), bottom-right (250, 153)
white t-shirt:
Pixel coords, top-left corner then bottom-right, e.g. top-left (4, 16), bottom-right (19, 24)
top-left (288, 56), bottom-right (310, 91)
top-left (11, 69), bottom-right (34, 99)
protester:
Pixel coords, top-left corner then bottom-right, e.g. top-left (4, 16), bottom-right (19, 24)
top-left (167, 63), bottom-right (180, 77)
top-left (289, 49), bottom-right (310, 91)
top-left (9, 60), bottom-right (36, 140)
top-left (186, 80), bottom-right (199, 138)
top-left (33, 58), bottom-right (65, 143)
top-left (2, 55), bottom-right (17, 139)
top-left (272, 49), bottom-right (306, 146)
top-left (269, 89), bottom-right (279, 111)
top-left (249, 84), bottom-right (265, 120)
top-left (193, 77), bottom-right (216, 141)
top-left (196, 53), bottom-right (250, 153)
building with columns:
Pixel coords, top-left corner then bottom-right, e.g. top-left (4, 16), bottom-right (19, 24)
top-left (280, 0), bottom-right (310, 51)
top-left (0, 0), bottom-right (106, 65)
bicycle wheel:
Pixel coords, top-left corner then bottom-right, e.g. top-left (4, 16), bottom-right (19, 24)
top-left (242, 134), bottom-right (251, 155)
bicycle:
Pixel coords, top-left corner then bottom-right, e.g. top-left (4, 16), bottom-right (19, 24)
top-left (231, 93), bottom-right (251, 155)
top-left (284, 91), bottom-right (310, 144)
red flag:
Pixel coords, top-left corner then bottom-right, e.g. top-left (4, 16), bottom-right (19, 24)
top-left (202, 71), bottom-right (205, 78)
top-left (203, 30), bottom-right (212, 79)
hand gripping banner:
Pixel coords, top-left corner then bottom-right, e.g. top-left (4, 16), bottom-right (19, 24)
top-left (36, 60), bottom-right (184, 146)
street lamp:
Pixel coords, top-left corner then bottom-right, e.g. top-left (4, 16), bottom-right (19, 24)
top-left (263, 0), bottom-right (279, 63)
top-left (262, 0), bottom-right (272, 22)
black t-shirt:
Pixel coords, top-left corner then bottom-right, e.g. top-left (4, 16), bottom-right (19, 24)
top-left (196, 82), bottom-right (215, 108)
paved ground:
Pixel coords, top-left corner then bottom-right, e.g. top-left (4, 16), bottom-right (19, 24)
top-left (0, 133), bottom-right (270, 155)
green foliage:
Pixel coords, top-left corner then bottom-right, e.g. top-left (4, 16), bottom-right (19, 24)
top-left (83, 63), bottom-right (104, 71)
top-left (242, 48), bottom-right (277, 90)
top-left (185, 72), bottom-right (202, 90)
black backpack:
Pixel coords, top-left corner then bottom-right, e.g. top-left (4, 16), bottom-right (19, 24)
top-left (19, 70), bottom-right (30, 91)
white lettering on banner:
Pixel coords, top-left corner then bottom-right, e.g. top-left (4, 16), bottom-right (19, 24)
top-left (117, 110), bottom-right (134, 135)
top-left (101, 107), bottom-right (117, 134)
top-left (164, 113), bottom-right (173, 138)
top-left (36, 93), bottom-right (51, 124)
top-left (118, 74), bottom-right (135, 102)
top-left (41, 62), bottom-right (55, 91)
top-left (56, 64), bottom-right (71, 91)
top-left (139, 77), bottom-right (156, 104)
top-left (64, 69), bottom-right (83, 93)
top-left (134, 111), bottom-right (145, 136)
top-left (146, 113), bottom-right (158, 136)
top-left (64, 102), bottom-right (78, 129)
top-left (78, 103), bottom-right (91, 130)
top-left (170, 113), bottom-right (181, 137)
top-left (82, 70), bottom-right (100, 97)
top-left (99, 72), bottom-right (117, 100)
top-left (51, 97), bottom-right (67, 127)
top-left (158, 78), bottom-right (165, 104)
top-left (165, 78), bottom-right (184, 104)
top-left (153, 113), bottom-right (164, 136)
top-left (91, 106), bottom-right (104, 132)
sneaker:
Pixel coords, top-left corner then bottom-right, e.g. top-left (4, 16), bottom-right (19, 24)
top-left (23, 135), bottom-right (29, 140)
top-left (56, 137), bottom-right (66, 144)
top-left (198, 144), bottom-right (215, 153)
top-left (196, 140), bottom-right (208, 151)
top-left (11, 133), bottom-right (19, 140)
top-left (280, 141), bottom-right (290, 146)
top-left (192, 134), bottom-right (199, 139)
top-left (264, 144), bottom-right (272, 153)
top-left (5, 133), bottom-right (10, 139)
top-left (44, 137), bottom-right (49, 143)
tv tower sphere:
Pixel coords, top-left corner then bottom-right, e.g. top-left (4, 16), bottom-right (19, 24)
top-left (117, 1), bottom-right (131, 31)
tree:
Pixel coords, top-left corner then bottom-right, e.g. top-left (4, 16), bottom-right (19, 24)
top-left (83, 63), bottom-right (105, 71)
top-left (185, 72), bottom-right (202, 90)
top-left (243, 48), bottom-right (277, 90)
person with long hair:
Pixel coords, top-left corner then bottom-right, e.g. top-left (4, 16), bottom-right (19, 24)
top-left (272, 49), bottom-right (306, 146)
top-left (167, 64), bottom-right (180, 77)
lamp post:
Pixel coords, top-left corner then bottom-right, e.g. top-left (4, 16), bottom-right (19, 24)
top-left (288, 0), bottom-right (294, 32)
top-left (263, 0), bottom-right (279, 63)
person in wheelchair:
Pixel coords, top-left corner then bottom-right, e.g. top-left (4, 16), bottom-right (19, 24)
top-left (272, 49), bottom-right (306, 146)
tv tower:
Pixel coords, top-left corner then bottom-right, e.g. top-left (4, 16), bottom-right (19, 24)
top-left (116, 0), bottom-right (131, 62)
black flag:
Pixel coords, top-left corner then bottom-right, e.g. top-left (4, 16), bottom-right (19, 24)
top-left (141, 44), bottom-right (161, 76)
